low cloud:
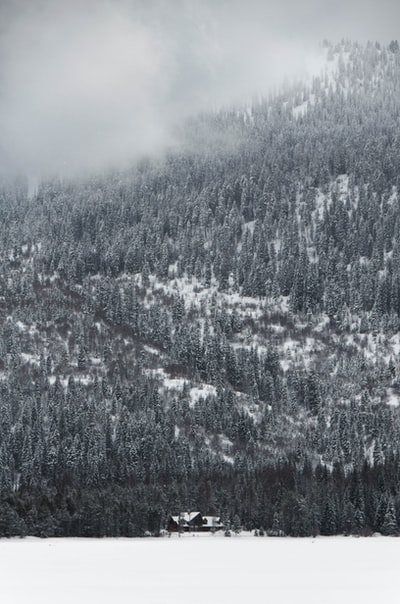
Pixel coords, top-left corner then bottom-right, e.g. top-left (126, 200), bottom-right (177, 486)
top-left (0, 0), bottom-right (399, 176)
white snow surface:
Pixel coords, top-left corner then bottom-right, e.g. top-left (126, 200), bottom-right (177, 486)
top-left (189, 383), bottom-right (217, 406)
top-left (0, 535), bottom-right (399, 603)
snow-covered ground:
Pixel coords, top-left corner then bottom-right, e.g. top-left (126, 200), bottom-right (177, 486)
top-left (0, 534), bottom-right (399, 604)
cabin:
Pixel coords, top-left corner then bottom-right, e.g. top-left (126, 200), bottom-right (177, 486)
top-left (167, 512), bottom-right (224, 532)
top-left (201, 515), bottom-right (224, 531)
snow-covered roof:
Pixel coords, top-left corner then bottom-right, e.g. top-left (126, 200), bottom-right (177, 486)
top-left (170, 512), bottom-right (223, 526)
top-left (171, 512), bottom-right (202, 524)
top-left (202, 516), bottom-right (223, 526)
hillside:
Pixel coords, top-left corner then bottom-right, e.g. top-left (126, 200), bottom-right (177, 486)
top-left (1, 40), bottom-right (400, 537)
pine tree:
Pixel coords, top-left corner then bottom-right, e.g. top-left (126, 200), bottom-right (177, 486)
top-left (232, 514), bottom-right (242, 535)
top-left (381, 499), bottom-right (398, 536)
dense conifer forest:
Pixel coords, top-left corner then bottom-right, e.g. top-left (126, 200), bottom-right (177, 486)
top-left (1, 40), bottom-right (400, 537)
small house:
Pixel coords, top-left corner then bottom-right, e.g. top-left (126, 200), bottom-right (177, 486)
top-left (201, 516), bottom-right (224, 532)
top-left (167, 512), bottom-right (224, 532)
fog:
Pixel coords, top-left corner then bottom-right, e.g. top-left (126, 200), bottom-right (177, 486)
top-left (0, 0), bottom-right (399, 176)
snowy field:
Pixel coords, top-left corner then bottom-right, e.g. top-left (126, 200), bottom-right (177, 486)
top-left (0, 534), bottom-right (399, 604)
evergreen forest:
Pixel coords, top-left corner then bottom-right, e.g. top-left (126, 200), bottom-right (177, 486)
top-left (1, 41), bottom-right (400, 537)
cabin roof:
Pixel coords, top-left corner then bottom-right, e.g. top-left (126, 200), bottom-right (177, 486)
top-left (171, 512), bottom-right (202, 523)
top-left (202, 515), bottom-right (222, 526)
top-left (171, 512), bottom-right (221, 526)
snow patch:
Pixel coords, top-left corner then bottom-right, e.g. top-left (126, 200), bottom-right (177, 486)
top-left (189, 384), bottom-right (217, 407)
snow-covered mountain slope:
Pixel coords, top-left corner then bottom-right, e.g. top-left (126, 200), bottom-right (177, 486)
top-left (1, 40), bottom-right (400, 537)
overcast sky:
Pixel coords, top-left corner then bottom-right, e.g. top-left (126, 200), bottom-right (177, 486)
top-left (1, 0), bottom-right (399, 176)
